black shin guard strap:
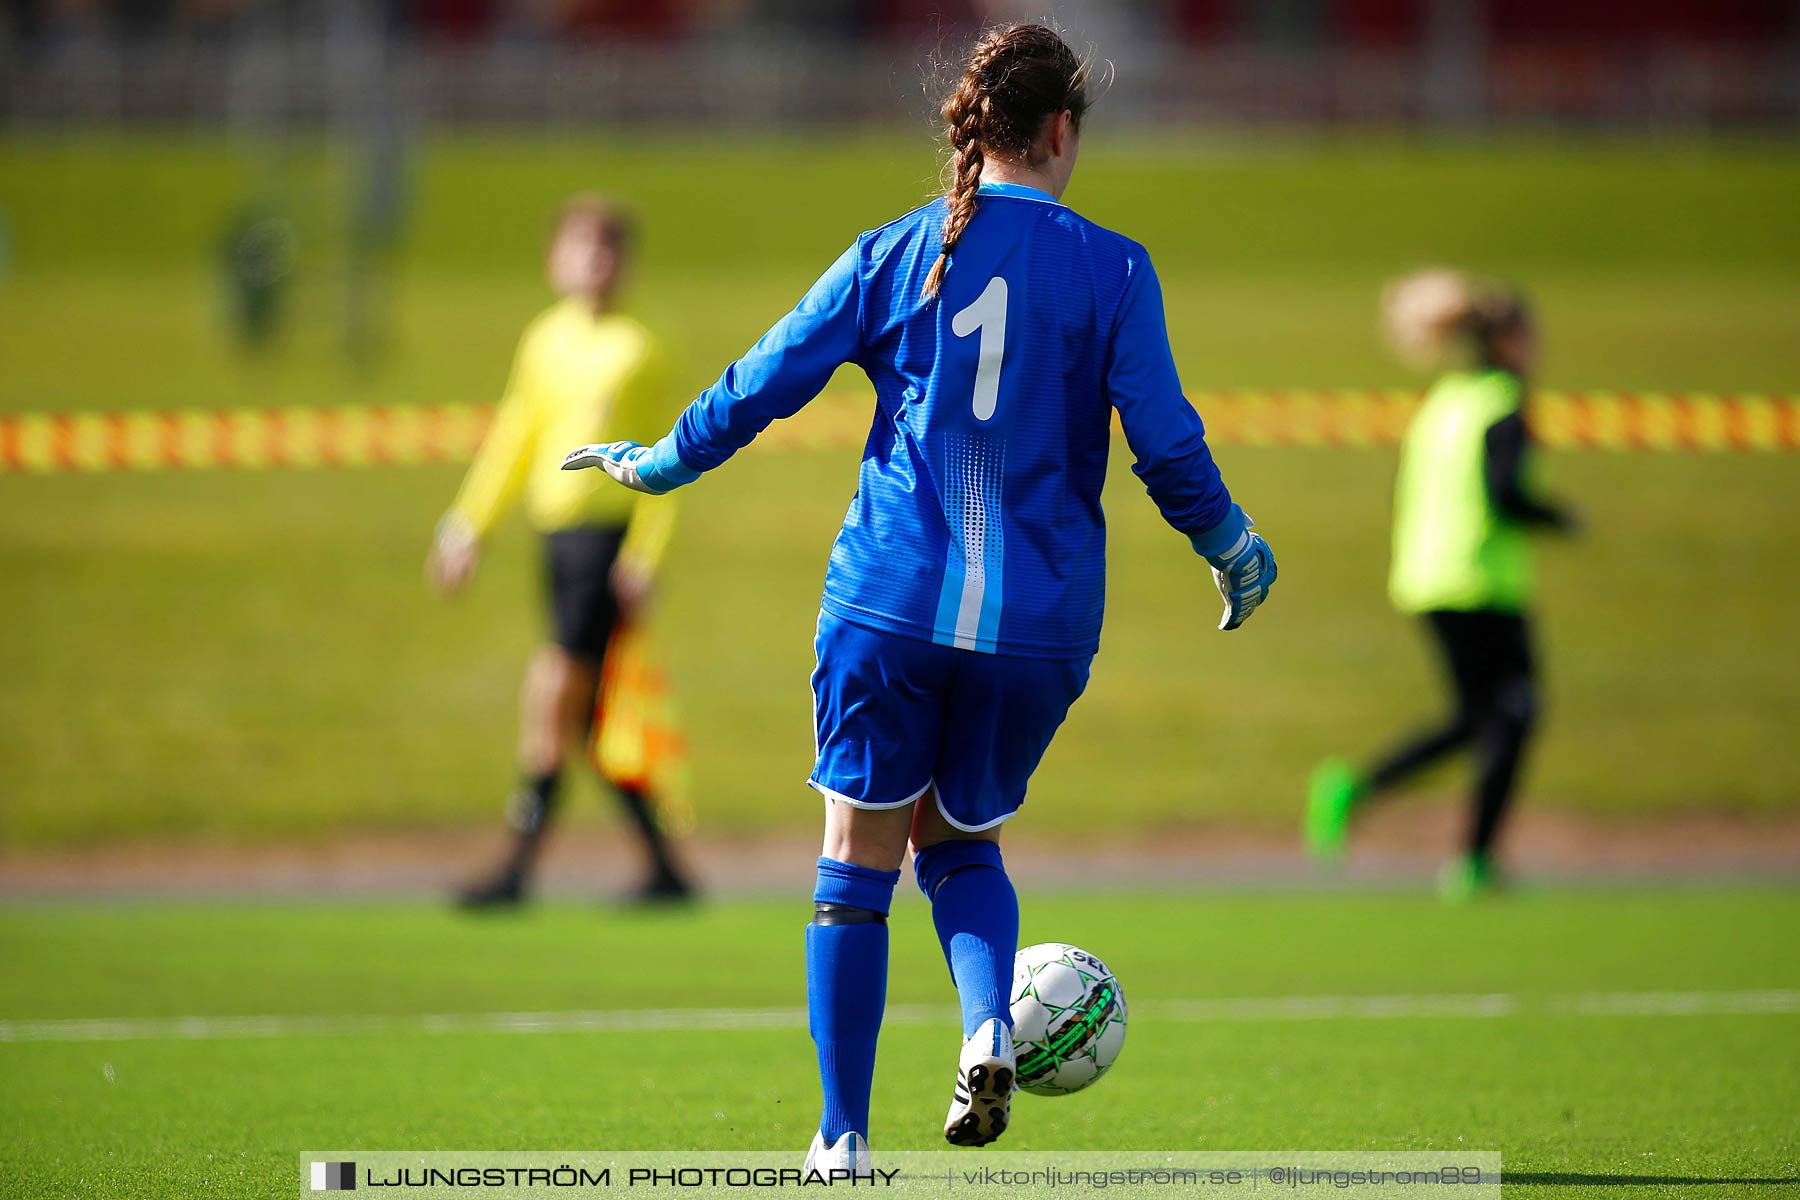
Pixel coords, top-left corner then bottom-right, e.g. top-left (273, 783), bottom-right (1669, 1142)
top-left (811, 902), bottom-right (886, 927)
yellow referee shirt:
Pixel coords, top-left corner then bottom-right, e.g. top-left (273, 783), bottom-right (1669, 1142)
top-left (445, 299), bottom-right (679, 573)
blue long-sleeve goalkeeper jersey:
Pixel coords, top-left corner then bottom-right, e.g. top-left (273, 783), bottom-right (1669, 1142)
top-left (668, 181), bottom-right (1234, 659)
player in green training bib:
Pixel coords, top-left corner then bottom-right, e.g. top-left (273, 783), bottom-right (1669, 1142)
top-left (1307, 270), bottom-right (1576, 900)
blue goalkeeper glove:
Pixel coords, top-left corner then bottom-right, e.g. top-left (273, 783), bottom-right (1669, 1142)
top-left (561, 436), bottom-right (699, 495)
top-left (1189, 503), bottom-right (1277, 631)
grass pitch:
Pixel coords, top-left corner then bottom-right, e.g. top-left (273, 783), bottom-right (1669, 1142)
top-left (1, 134), bottom-right (1797, 845)
top-left (2, 887), bottom-right (1797, 1198)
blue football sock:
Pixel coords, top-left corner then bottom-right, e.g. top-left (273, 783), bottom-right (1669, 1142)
top-left (807, 856), bottom-right (900, 1144)
top-left (913, 840), bottom-right (1018, 1039)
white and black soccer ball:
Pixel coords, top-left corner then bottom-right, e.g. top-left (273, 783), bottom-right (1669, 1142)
top-left (1009, 942), bottom-right (1127, 1096)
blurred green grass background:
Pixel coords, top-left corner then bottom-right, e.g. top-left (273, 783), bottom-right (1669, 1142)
top-left (4, 890), bottom-right (1798, 1195)
top-left (1, 134), bottom-right (1796, 845)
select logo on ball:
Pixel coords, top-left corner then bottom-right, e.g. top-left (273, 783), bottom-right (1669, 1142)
top-left (1010, 942), bottom-right (1128, 1096)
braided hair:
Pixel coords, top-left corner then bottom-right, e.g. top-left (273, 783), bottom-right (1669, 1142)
top-left (922, 24), bottom-right (1091, 301)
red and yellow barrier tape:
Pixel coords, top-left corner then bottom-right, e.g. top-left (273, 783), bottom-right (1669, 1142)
top-left (1191, 390), bottom-right (1799, 453)
top-left (0, 404), bottom-right (492, 475)
top-left (1, 391), bottom-right (1794, 474)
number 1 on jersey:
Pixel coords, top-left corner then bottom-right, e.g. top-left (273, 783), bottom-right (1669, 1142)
top-left (952, 276), bottom-right (1008, 422)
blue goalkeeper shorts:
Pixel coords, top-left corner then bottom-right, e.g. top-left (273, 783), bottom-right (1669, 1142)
top-left (808, 610), bottom-right (1092, 832)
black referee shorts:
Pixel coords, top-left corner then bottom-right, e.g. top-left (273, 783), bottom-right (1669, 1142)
top-left (543, 525), bottom-right (627, 662)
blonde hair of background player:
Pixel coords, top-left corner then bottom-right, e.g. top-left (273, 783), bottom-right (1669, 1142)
top-left (1382, 267), bottom-right (1536, 378)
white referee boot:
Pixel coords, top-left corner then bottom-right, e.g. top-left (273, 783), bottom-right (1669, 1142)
top-left (943, 1017), bottom-right (1015, 1147)
top-left (803, 1130), bottom-right (872, 1179)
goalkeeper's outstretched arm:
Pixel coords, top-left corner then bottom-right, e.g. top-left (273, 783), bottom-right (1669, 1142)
top-left (1106, 255), bottom-right (1277, 631)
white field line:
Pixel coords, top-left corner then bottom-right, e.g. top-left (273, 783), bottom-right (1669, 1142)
top-left (1544, 989), bottom-right (1800, 1016)
top-left (0, 990), bottom-right (1793, 1045)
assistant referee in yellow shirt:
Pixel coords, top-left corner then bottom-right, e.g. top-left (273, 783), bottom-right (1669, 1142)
top-left (428, 195), bottom-right (693, 907)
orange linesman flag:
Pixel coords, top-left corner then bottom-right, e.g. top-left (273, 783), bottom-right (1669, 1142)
top-left (589, 621), bottom-right (695, 836)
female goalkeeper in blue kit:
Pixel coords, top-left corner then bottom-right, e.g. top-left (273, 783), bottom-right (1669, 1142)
top-left (564, 24), bottom-right (1276, 1170)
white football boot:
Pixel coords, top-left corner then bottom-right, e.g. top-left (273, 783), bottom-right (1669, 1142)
top-left (803, 1130), bottom-right (872, 1179)
top-left (943, 1017), bottom-right (1016, 1146)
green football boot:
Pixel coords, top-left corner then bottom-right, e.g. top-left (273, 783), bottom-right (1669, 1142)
top-left (1436, 852), bottom-right (1501, 904)
top-left (1304, 757), bottom-right (1364, 863)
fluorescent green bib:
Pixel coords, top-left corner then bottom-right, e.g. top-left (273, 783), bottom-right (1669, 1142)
top-left (1389, 370), bottom-right (1534, 614)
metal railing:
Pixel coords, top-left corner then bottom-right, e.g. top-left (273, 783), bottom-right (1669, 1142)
top-left (3, 34), bottom-right (1796, 128)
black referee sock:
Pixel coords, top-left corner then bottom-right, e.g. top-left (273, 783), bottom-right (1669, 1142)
top-left (613, 785), bottom-right (683, 886)
top-left (500, 772), bottom-right (562, 877)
